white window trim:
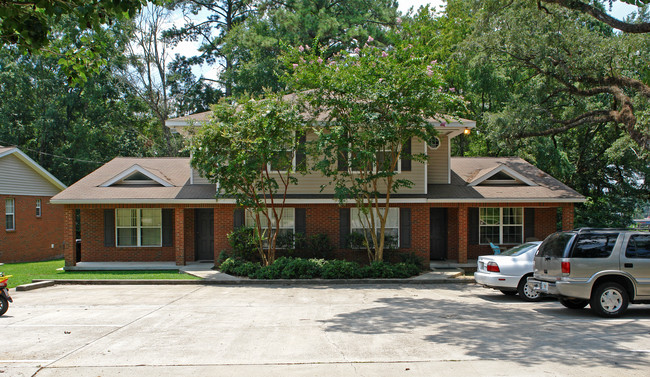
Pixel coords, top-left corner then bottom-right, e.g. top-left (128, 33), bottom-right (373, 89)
top-left (36, 199), bottom-right (42, 217)
top-left (342, 146), bottom-right (402, 174)
top-left (115, 208), bottom-right (163, 247)
top-left (245, 208), bottom-right (296, 248)
top-left (350, 207), bottom-right (400, 247)
top-left (479, 207), bottom-right (524, 245)
top-left (5, 198), bottom-right (15, 231)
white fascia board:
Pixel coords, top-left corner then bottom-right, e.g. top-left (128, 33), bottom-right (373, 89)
top-left (1, 148), bottom-right (67, 190)
top-left (427, 198), bottom-right (587, 203)
top-left (51, 197), bottom-right (586, 205)
top-left (99, 165), bottom-right (173, 187)
top-left (469, 165), bottom-right (537, 187)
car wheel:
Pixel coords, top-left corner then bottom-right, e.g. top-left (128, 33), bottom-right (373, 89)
top-left (559, 297), bottom-right (588, 309)
top-left (500, 290), bottom-right (517, 296)
top-left (590, 282), bottom-right (629, 318)
top-left (517, 276), bottom-right (542, 302)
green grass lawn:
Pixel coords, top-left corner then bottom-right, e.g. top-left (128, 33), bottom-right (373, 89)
top-left (0, 259), bottom-right (200, 289)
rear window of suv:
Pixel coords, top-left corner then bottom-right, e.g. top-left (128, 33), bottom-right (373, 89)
top-left (537, 232), bottom-right (575, 258)
top-left (569, 233), bottom-right (619, 258)
top-left (626, 235), bottom-right (650, 259)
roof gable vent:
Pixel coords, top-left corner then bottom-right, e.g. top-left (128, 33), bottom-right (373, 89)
top-left (100, 165), bottom-right (172, 187)
top-left (469, 165), bottom-right (537, 187)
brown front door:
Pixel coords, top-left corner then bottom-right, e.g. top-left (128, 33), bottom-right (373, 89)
top-left (195, 209), bottom-right (214, 261)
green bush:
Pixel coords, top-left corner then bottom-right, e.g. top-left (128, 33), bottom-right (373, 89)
top-left (363, 261), bottom-right (395, 278)
top-left (221, 256), bottom-right (420, 280)
top-left (227, 226), bottom-right (260, 261)
top-left (219, 257), bottom-right (240, 275)
top-left (399, 252), bottom-right (424, 270)
top-left (215, 250), bottom-right (230, 268)
top-left (233, 261), bottom-right (261, 277)
top-left (321, 260), bottom-right (364, 279)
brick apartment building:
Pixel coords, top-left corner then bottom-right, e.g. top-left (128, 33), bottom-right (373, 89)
top-left (0, 146), bottom-right (67, 263)
top-left (51, 113), bottom-right (584, 268)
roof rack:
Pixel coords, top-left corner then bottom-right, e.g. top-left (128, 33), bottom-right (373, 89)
top-left (572, 227), bottom-right (647, 233)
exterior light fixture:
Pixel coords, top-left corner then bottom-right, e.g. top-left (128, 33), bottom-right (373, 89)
top-left (463, 128), bottom-right (471, 135)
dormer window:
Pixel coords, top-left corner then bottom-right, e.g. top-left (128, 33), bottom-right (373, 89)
top-left (482, 171), bottom-right (521, 185)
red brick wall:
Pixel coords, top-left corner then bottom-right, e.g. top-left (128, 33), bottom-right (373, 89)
top-left (79, 208), bottom-right (175, 263)
top-left (0, 195), bottom-right (64, 263)
top-left (62, 202), bottom-right (574, 265)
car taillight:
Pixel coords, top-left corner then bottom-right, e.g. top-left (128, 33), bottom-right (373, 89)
top-left (561, 261), bottom-right (570, 274)
top-left (487, 262), bottom-right (500, 272)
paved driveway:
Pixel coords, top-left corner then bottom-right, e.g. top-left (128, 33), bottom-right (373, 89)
top-left (2, 284), bottom-right (650, 376)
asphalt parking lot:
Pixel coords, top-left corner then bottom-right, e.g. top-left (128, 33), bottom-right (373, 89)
top-left (2, 283), bottom-right (650, 377)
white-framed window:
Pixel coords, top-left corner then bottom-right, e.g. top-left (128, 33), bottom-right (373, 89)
top-left (479, 207), bottom-right (523, 245)
top-left (428, 136), bottom-right (441, 150)
top-left (5, 198), bottom-right (15, 231)
top-left (36, 199), bottom-right (42, 217)
top-left (245, 208), bottom-right (295, 247)
top-left (376, 148), bottom-right (400, 173)
top-left (350, 207), bottom-right (399, 247)
top-left (115, 208), bottom-right (162, 247)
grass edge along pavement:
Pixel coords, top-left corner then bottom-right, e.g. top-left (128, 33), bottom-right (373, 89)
top-left (0, 259), bottom-right (200, 289)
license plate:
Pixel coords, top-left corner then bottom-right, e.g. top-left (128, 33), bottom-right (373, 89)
top-left (540, 282), bottom-right (549, 293)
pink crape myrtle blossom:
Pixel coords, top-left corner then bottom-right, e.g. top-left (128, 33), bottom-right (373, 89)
top-left (367, 36), bottom-right (374, 42)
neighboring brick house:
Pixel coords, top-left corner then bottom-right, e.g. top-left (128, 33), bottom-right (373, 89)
top-left (51, 114), bottom-right (585, 267)
top-left (0, 146), bottom-right (67, 263)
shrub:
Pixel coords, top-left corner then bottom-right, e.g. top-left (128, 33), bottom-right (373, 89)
top-left (233, 261), bottom-right (261, 277)
top-left (363, 261), bottom-right (395, 278)
top-left (219, 257), bottom-right (240, 275)
top-left (227, 226), bottom-right (260, 261)
top-left (399, 252), bottom-right (424, 270)
top-left (280, 258), bottom-right (322, 279)
top-left (391, 262), bottom-right (421, 278)
top-left (321, 260), bottom-right (364, 279)
top-left (215, 250), bottom-right (230, 268)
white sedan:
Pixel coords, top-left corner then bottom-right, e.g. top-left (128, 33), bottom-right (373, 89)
top-left (474, 242), bottom-right (543, 302)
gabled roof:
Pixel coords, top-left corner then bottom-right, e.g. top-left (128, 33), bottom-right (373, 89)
top-left (427, 157), bottom-right (585, 203)
top-left (0, 146), bottom-right (66, 191)
top-left (51, 158), bottom-right (201, 204)
top-left (100, 164), bottom-right (173, 187)
top-left (165, 93), bottom-right (476, 139)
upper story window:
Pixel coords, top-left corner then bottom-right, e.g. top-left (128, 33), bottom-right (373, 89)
top-left (36, 199), bottom-right (42, 217)
top-left (5, 198), bottom-right (15, 231)
top-left (115, 208), bottom-right (162, 247)
top-left (268, 151), bottom-right (296, 172)
top-left (479, 207), bottom-right (523, 245)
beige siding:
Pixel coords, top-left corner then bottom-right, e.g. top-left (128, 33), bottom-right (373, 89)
top-left (191, 168), bottom-right (212, 184)
top-left (0, 154), bottom-right (61, 196)
top-left (427, 134), bottom-right (449, 184)
top-left (285, 133), bottom-right (427, 195)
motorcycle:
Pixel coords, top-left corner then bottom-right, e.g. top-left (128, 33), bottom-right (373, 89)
top-left (0, 273), bottom-right (12, 316)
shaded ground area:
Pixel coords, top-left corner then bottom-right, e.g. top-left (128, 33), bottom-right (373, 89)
top-left (1, 284), bottom-right (649, 376)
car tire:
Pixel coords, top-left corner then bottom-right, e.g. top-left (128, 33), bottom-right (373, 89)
top-left (590, 282), bottom-right (629, 318)
top-left (559, 297), bottom-right (588, 309)
top-left (0, 296), bottom-right (7, 316)
top-left (500, 290), bottom-right (517, 296)
top-left (517, 276), bottom-right (542, 302)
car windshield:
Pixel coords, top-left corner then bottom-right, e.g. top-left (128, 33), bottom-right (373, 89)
top-left (500, 243), bottom-right (538, 256)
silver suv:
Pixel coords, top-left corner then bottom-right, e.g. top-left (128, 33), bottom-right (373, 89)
top-left (529, 228), bottom-right (650, 317)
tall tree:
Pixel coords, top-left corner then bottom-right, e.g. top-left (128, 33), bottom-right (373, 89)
top-left (224, 0), bottom-right (399, 95)
top-left (190, 93), bottom-right (309, 266)
top-left (285, 29), bottom-right (464, 262)
top-left (164, 0), bottom-right (255, 96)
top-left (0, 0), bottom-right (149, 83)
